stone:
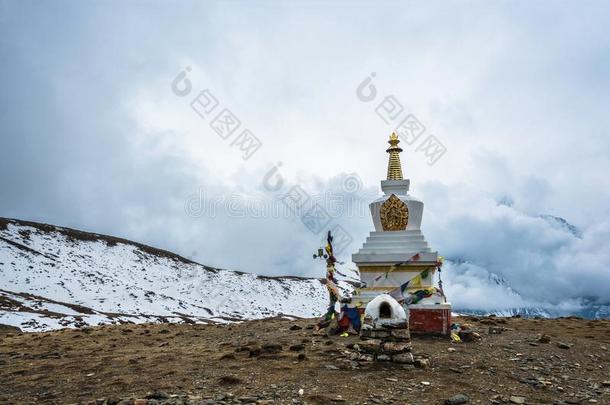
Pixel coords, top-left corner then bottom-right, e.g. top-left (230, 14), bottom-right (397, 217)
top-left (134, 400), bottom-right (147, 405)
top-left (445, 394), bottom-right (469, 405)
top-left (359, 328), bottom-right (371, 338)
top-left (489, 395), bottom-right (502, 404)
top-left (509, 396), bottom-right (526, 404)
top-left (390, 328), bottom-right (411, 340)
top-left (459, 330), bottom-right (480, 342)
top-left (381, 321), bottom-right (409, 329)
top-left (297, 353), bottom-right (306, 361)
top-left (537, 334), bottom-right (551, 343)
top-left (488, 327), bottom-right (503, 334)
top-left (381, 341), bottom-right (412, 354)
top-left (447, 347), bottom-right (456, 353)
top-left (289, 344), bottom-right (304, 351)
top-left (357, 353), bottom-right (374, 362)
top-left (356, 339), bottom-right (382, 354)
top-left (369, 329), bottom-right (391, 339)
top-left (360, 328), bottom-right (391, 339)
top-left (421, 381), bottom-right (431, 386)
top-left (376, 354), bottom-right (391, 361)
top-left (261, 343), bottom-right (282, 353)
top-left (414, 358), bottom-right (430, 369)
top-left (238, 397), bottom-right (259, 403)
top-left (146, 391), bottom-right (170, 400)
top-left (557, 342), bottom-right (571, 349)
top-left (289, 324), bottom-right (302, 331)
top-left (248, 347), bottom-right (261, 357)
top-left (218, 375), bottom-right (242, 385)
top-left (392, 352), bottom-right (414, 364)
top-left (602, 381), bottom-right (610, 387)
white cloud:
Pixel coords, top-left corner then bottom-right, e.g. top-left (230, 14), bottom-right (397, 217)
top-left (1, 1), bottom-right (609, 313)
top-left (421, 180), bottom-right (610, 308)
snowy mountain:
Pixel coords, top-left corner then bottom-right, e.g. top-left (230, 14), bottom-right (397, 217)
top-left (2, 217), bottom-right (606, 332)
top-left (443, 259), bottom-right (553, 318)
top-left (539, 214), bottom-right (583, 238)
top-left (472, 267), bottom-right (549, 317)
top-left (446, 260), bottom-right (610, 319)
top-left (455, 307), bottom-right (552, 318)
top-left (442, 211), bottom-right (610, 319)
top-left (0, 218), bottom-right (354, 332)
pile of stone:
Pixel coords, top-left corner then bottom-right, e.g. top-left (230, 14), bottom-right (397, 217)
top-left (353, 294), bottom-right (414, 364)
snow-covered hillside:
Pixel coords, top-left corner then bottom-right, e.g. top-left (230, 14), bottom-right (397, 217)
top-left (0, 218), bottom-right (353, 332)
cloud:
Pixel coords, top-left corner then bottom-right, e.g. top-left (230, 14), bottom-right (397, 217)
top-left (442, 261), bottom-right (529, 311)
top-left (1, 2), bottom-right (609, 313)
top-left (421, 180), bottom-right (610, 309)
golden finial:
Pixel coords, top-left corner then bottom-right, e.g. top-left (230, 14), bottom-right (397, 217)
top-left (386, 132), bottom-right (404, 180)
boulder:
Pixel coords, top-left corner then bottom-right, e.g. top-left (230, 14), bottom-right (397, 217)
top-left (414, 358), bottom-right (430, 369)
top-left (382, 341), bottom-right (412, 354)
top-left (392, 352), bottom-right (414, 364)
top-left (356, 339), bottom-right (382, 354)
top-left (445, 394), bottom-right (469, 405)
top-left (390, 328), bottom-right (411, 340)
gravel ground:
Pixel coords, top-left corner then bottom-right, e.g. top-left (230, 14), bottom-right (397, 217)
top-left (0, 316), bottom-right (609, 404)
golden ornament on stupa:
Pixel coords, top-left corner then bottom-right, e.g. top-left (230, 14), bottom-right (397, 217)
top-left (380, 194), bottom-right (409, 231)
top-left (386, 132), bottom-right (404, 181)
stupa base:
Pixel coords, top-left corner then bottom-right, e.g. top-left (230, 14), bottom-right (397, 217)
top-left (409, 303), bottom-right (452, 335)
top-left (352, 294), bottom-right (452, 335)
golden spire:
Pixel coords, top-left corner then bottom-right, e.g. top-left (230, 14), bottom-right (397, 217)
top-left (386, 132), bottom-right (404, 180)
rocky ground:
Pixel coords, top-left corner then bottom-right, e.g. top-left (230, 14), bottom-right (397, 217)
top-left (0, 316), bottom-right (609, 405)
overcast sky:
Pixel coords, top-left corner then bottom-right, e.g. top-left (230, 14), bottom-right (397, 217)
top-left (1, 1), bottom-right (609, 312)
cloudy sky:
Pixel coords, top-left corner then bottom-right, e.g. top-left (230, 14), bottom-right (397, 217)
top-left (1, 1), bottom-right (609, 313)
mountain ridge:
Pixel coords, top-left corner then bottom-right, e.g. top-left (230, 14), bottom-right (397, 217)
top-left (0, 217), bottom-right (352, 332)
top-left (1, 217), bottom-right (607, 332)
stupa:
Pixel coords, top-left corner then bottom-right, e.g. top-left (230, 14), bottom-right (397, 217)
top-left (351, 133), bottom-right (451, 335)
